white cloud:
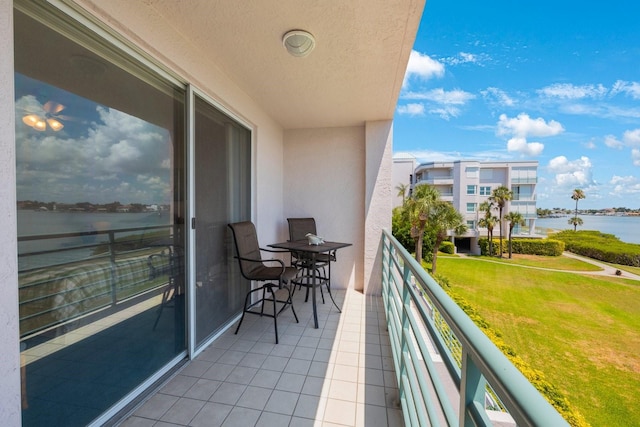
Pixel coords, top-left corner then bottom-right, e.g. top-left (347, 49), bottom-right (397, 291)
top-left (623, 129), bottom-right (640, 147)
top-left (428, 106), bottom-right (462, 120)
top-left (495, 113), bottom-right (563, 156)
top-left (609, 175), bottom-right (640, 196)
top-left (506, 137), bottom-right (544, 156)
top-left (396, 103), bottom-right (425, 116)
top-left (604, 135), bottom-right (624, 149)
top-left (611, 80), bottom-right (640, 99)
top-left (441, 51), bottom-right (490, 66)
top-left (633, 149), bottom-right (640, 166)
top-left (15, 96), bottom-right (172, 204)
top-left (538, 83), bottom-right (607, 99)
top-left (481, 87), bottom-right (515, 107)
top-left (401, 89), bottom-right (475, 120)
top-left (497, 113), bottom-right (564, 138)
top-left (403, 88), bottom-right (475, 104)
top-left (403, 50), bottom-right (445, 87)
top-left (547, 156), bottom-right (593, 187)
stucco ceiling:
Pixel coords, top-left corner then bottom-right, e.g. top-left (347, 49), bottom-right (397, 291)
top-left (80, 0), bottom-right (425, 129)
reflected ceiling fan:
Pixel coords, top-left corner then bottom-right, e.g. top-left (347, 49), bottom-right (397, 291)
top-left (22, 101), bottom-right (70, 132)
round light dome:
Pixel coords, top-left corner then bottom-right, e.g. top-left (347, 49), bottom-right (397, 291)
top-left (282, 30), bottom-right (316, 57)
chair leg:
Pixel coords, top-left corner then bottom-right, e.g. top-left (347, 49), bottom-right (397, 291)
top-left (269, 286), bottom-right (279, 344)
top-left (286, 284), bottom-right (299, 323)
top-left (235, 291), bottom-right (252, 335)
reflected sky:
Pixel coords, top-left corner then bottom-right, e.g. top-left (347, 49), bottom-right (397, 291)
top-left (15, 74), bottom-right (173, 205)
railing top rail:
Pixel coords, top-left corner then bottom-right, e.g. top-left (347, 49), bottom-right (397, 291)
top-left (382, 229), bottom-right (568, 426)
top-left (18, 224), bottom-right (173, 242)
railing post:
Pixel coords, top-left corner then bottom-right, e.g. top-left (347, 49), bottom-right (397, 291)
top-left (108, 230), bottom-right (118, 305)
top-left (460, 349), bottom-right (493, 427)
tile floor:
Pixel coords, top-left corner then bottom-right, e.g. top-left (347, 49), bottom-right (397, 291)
top-left (120, 287), bottom-right (404, 427)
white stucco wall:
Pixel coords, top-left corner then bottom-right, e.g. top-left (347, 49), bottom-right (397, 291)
top-left (283, 127), bottom-right (365, 292)
top-left (0, 1), bottom-right (22, 424)
top-left (364, 121), bottom-right (393, 295)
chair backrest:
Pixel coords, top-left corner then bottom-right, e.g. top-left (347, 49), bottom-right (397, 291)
top-left (228, 221), bottom-right (263, 277)
top-left (287, 217), bottom-right (317, 241)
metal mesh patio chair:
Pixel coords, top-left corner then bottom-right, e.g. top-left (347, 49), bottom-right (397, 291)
top-left (228, 221), bottom-right (298, 344)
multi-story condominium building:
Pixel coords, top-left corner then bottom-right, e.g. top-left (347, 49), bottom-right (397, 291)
top-left (411, 160), bottom-right (538, 254)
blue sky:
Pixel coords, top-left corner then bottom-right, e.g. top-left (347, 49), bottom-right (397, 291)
top-left (394, 0), bottom-right (640, 210)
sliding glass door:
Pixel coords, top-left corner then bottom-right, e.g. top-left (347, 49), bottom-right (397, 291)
top-left (15, 4), bottom-right (187, 425)
top-left (193, 95), bottom-right (251, 347)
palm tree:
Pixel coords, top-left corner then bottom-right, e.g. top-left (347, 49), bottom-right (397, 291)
top-left (504, 211), bottom-right (525, 258)
top-left (489, 186), bottom-right (513, 257)
top-left (478, 200), bottom-right (497, 256)
top-left (568, 216), bottom-right (583, 231)
top-left (571, 188), bottom-right (585, 229)
top-left (428, 201), bottom-right (467, 274)
top-left (403, 184), bottom-right (439, 262)
top-left (396, 183), bottom-right (409, 205)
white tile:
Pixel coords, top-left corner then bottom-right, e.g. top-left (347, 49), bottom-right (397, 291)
top-left (225, 366), bottom-right (258, 385)
top-left (236, 385), bottom-right (272, 410)
top-left (183, 378), bottom-right (222, 400)
top-left (294, 394), bottom-right (327, 419)
top-left (160, 397), bottom-right (205, 424)
top-left (221, 406), bottom-right (261, 427)
top-left (276, 372), bottom-right (306, 393)
top-left (328, 379), bottom-right (357, 402)
top-left (133, 393), bottom-right (178, 419)
top-left (210, 382), bottom-right (247, 405)
top-left (323, 398), bottom-right (357, 425)
top-left (256, 411), bottom-right (293, 427)
top-left (264, 389), bottom-right (299, 415)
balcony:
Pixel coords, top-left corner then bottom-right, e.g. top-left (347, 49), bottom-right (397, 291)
top-left (17, 224), bottom-right (564, 427)
top-left (117, 231), bottom-right (567, 427)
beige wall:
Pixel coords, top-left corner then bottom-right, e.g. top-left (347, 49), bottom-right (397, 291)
top-left (0, 1), bottom-right (21, 424)
top-left (283, 127), bottom-right (365, 292)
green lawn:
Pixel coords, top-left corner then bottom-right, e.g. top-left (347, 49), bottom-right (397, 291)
top-left (435, 256), bottom-right (640, 427)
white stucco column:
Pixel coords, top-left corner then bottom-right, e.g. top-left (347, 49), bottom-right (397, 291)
top-left (364, 120), bottom-right (393, 295)
top-left (0, 1), bottom-right (22, 425)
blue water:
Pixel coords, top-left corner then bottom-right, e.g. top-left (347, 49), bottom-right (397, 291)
top-left (17, 210), bottom-right (171, 270)
top-left (536, 215), bottom-right (640, 244)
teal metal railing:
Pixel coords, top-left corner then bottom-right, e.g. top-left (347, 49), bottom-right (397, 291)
top-left (381, 229), bottom-right (568, 427)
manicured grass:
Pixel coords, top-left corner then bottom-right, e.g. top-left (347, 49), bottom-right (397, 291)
top-left (450, 253), bottom-right (603, 271)
top-left (436, 256), bottom-right (640, 427)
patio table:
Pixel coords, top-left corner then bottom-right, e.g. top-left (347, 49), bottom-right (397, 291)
top-left (268, 239), bottom-right (351, 328)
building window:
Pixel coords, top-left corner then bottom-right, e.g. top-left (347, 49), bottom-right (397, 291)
top-left (466, 203), bottom-right (476, 212)
top-left (465, 167), bottom-right (479, 178)
top-left (480, 186), bottom-right (491, 195)
top-left (467, 220), bottom-right (475, 229)
top-left (467, 185), bottom-right (476, 195)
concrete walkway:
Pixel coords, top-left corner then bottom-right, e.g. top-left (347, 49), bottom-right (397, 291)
top-left (454, 251), bottom-right (640, 281)
top-left (560, 251), bottom-right (640, 280)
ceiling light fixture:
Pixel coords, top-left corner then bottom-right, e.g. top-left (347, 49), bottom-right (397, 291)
top-left (282, 30), bottom-right (316, 57)
top-left (22, 101), bottom-right (67, 132)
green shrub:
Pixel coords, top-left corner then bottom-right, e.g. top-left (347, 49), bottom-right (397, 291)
top-left (479, 238), bottom-right (564, 256)
top-left (551, 230), bottom-right (640, 267)
top-left (439, 241), bottom-right (455, 254)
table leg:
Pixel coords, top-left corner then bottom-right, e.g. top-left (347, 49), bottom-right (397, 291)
top-left (312, 253), bottom-right (318, 328)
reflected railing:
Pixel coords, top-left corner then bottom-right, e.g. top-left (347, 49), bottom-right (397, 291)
top-left (18, 225), bottom-right (181, 339)
top-left (381, 229), bottom-right (568, 427)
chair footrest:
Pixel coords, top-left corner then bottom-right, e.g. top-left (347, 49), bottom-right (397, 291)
top-left (292, 275), bottom-right (328, 286)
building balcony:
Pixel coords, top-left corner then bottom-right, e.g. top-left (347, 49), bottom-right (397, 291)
top-left (510, 178), bottom-right (537, 184)
top-left (418, 177), bottom-right (454, 185)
